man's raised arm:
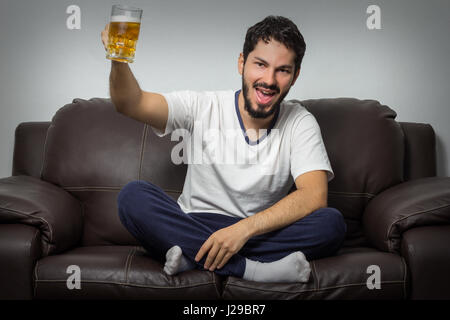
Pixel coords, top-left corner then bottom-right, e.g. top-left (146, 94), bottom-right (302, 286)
top-left (101, 24), bottom-right (168, 132)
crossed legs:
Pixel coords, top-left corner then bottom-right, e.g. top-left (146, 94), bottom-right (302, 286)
top-left (117, 180), bottom-right (347, 282)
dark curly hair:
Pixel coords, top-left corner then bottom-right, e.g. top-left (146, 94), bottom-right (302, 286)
top-left (243, 16), bottom-right (306, 76)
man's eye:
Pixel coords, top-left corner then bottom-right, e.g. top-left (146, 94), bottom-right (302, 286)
top-left (256, 62), bottom-right (264, 67)
top-left (280, 69), bottom-right (290, 73)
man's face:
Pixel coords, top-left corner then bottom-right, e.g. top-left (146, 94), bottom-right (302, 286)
top-left (239, 39), bottom-right (300, 119)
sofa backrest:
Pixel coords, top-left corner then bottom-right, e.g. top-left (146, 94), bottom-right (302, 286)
top-left (302, 98), bottom-right (404, 246)
top-left (39, 98), bottom-right (187, 246)
top-left (13, 97), bottom-right (437, 247)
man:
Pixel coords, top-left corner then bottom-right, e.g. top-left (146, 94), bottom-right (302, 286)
top-left (101, 16), bottom-right (347, 283)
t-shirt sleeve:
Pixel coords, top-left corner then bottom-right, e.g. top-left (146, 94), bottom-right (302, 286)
top-left (150, 90), bottom-right (198, 137)
top-left (290, 113), bottom-right (335, 183)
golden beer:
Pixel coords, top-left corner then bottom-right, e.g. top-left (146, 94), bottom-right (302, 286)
top-left (106, 5), bottom-right (143, 63)
top-left (107, 20), bottom-right (141, 63)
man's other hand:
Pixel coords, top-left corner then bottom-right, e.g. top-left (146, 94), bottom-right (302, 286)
top-left (195, 222), bottom-right (251, 271)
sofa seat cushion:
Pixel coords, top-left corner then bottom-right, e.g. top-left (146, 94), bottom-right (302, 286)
top-left (34, 245), bottom-right (221, 299)
top-left (222, 247), bottom-right (408, 299)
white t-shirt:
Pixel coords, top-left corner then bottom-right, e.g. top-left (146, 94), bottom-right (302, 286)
top-left (152, 89), bottom-right (334, 218)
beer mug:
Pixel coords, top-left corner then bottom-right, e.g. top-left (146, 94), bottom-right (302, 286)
top-left (106, 5), bottom-right (143, 63)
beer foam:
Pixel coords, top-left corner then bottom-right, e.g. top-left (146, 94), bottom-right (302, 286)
top-left (111, 15), bottom-right (140, 23)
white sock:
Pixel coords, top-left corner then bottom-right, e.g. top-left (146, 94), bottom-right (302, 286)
top-left (243, 251), bottom-right (311, 283)
top-left (163, 245), bottom-right (197, 275)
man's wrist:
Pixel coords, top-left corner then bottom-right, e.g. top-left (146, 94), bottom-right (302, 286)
top-left (111, 60), bottom-right (129, 68)
top-left (239, 215), bottom-right (259, 238)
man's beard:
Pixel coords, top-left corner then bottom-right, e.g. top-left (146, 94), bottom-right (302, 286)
top-left (241, 76), bottom-right (290, 119)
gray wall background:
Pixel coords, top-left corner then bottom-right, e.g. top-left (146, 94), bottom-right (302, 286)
top-left (0, 0), bottom-right (449, 178)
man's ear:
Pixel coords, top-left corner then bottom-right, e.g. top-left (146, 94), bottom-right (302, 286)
top-left (290, 68), bottom-right (301, 87)
top-left (238, 53), bottom-right (244, 75)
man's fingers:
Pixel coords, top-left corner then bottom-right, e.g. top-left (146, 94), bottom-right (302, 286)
top-left (195, 238), bottom-right (212, 263)
top-left (101, 23), bottom-right (110, 51)
top-left (217, 252), bottom-right (233, 270)
top-left (204, 243), bottom-right (220, 270)
top-left (103, 23), bottom-right (110, 34)
top-left (209, 248), bottom-right (227, 271)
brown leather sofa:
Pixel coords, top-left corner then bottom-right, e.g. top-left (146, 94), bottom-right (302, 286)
top-left (1, 97), bottom-right (449, 300)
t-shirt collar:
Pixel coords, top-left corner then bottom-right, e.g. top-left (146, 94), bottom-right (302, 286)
top-left (234, 89), bottom-right (280, 145)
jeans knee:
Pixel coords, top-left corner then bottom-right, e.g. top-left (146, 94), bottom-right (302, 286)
top-left (315, 207), bottom-right (347, 250)
top-left (118, 180), bottom-right (141, 204)
top-left (329, 208), bottom-right (347, 242)
top-left (117, 180), bottom-right (145, 221)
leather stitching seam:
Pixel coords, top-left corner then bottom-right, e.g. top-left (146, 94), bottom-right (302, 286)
top-left (33, 260), bottom-right (39, 297)
top-left (60, 187), bottom-right (182, 194)
top-left (34, 279), bottom-right (216, 290)
top-left (0, 206), bottom-right (54, 253)
top-left (124, 247), bottom-right (137, 284)
top-left (329, 191), bottom-right (376, 198)
top-left (39, 124), bottom-right (51, 179)
top-left (138, 125), bottom-right (148, 181)
top-left (311, 261), bottom-right (319, 290)
top-left (224, 280), bottom-right (406, 295)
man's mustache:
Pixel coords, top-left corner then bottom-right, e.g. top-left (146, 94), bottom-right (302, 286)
top-left (253, 83), bottom-right (280, 93)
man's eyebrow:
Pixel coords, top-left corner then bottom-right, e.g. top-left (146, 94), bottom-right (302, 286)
top-left (253, 57), bottom-right (294, 69)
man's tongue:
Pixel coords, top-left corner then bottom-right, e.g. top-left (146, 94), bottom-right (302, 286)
top-left (255, 88), bottom-right (275, 105)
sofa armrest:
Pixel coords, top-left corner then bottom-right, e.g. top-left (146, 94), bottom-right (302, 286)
top-left (0, 224), bottom-right (42, 299)
top-left (0, 175), bottom-right (83, 256)
top-left (362, 176), bottom-right (450, 253)
top-left (401, 225), bottom-right (450, 299)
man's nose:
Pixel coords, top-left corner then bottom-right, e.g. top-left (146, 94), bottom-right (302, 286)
top-left (261, 68), bottom-right (277, 87)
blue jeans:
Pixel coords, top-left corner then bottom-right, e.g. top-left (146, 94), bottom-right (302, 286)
top-left (117, 180), bottom-right (347, 278)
